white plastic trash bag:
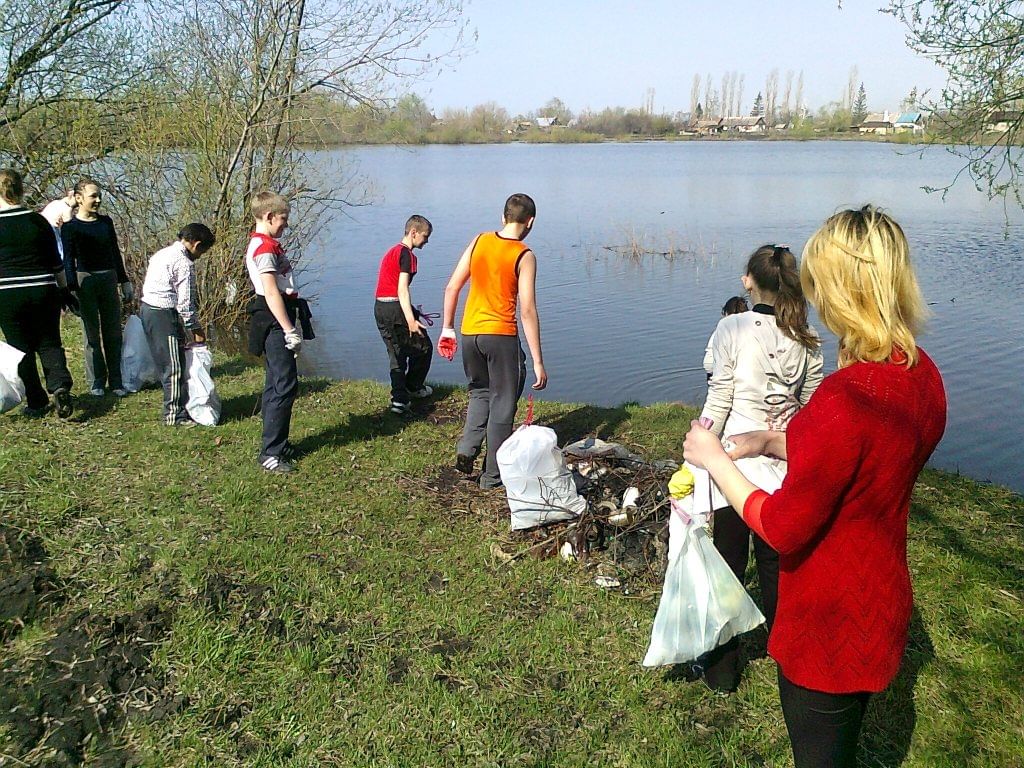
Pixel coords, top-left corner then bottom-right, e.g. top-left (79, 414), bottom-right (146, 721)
top-left (643, 495), bottom-right (765, 667)
top-left (0, 341), bottom-right (26, 413)
top-left (185, 345), bottom-right (220, 426)
top-left (121, 315), bottom-right (159, 393)
top-left (497, 424), bottom-right (587, 530)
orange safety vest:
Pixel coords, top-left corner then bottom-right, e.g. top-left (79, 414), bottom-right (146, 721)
top-left (461, 232), bottom-right (529, 336)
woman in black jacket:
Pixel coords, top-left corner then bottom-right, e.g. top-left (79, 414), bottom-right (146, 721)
top-left (0, 169), bottom-right (74, 417)
top-left (61, 178), bottom-right (131, 396)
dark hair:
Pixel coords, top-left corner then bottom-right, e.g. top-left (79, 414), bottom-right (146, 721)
top-left (0, 168), bottom-right (24, 204)
top-left (722, 296), bottom-right (749, 316)
top-left (746, 245), bottom-right (818, 349)
top-left (178, 222), bottom-right (215, 248)
top-left (503, 193), bottom-right (536, 224)
top-left (73, 177), bottom-right (100, 196)
top-left (405, 214), bottom-right (432, 235)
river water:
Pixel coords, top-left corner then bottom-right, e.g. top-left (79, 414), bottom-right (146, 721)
top-left (297, 141), bottom-right (1023, 493)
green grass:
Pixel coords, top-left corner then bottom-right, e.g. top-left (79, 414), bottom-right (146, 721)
top-left (0, 330), bottom-right (1021, 767)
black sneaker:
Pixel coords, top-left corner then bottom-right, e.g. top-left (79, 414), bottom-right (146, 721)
top-left (455, 454), bottom-right (475, 475)
top-left (52, 388), bottom-right (73, 419)
top-left (22, 404), bottom-right (51, 418)
top-left (280, 442), bottom-right (299, 461)
top-left (259, 455), bottom-right (295, 474)
top-left (389, 400), bottom-right (412, 415)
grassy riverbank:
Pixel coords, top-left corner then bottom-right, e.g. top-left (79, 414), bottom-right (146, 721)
top-left (1, 349), bottom-right (1022, 766)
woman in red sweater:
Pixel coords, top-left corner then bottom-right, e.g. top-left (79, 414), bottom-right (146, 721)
top-left (684, 205), bottom-right (946, 768)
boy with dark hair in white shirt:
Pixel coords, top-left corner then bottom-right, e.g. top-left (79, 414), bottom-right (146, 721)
top-left (140, 223), bottom-right (215, 426)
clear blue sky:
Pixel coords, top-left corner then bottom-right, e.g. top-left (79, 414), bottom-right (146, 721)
top-left (420, 0), bottom-right (947, 115)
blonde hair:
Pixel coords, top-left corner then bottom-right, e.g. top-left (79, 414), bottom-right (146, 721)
top-left (801, 205), bottom-right (927, 367)
top-left (250, 191), bottom-right (290, 220)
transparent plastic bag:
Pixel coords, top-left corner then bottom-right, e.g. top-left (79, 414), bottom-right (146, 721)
top-left (643, 496), bottom-right (765, 667)
top-left (0, 341), bottom-right (26, 413)
top-left (497, 424), bottom-right (587, 530)
top-left (185, 345), bottom-right (220, 426)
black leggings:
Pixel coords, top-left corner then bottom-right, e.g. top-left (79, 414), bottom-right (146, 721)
top-left (778, 668), bottom-right (871, 768)
top-left (701, 504), bottom-right (779, 691)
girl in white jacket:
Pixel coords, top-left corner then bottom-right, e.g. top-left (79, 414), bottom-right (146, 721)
top-left (695, 244), bottom-right (824, 693)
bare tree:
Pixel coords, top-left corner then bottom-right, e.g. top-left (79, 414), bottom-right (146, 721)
top-left (0, 0), bottom-right (147, 196)
top-left (794, 70), bottom-right (805, 122)
top-left (704, 73), bottom-right (715, 117)
top-left (735, 73), bottom-right (745, 118)
top-left (884, 0), bottom-right (1024, 208)
top-left (765, 68), bottom-right (779, 125)
top-left (690, 74), bottom-right (701, 117)
top-left (112, 0), bottom-right (468, 325)
top-left (845, 65), bottom-right (859, 111)
top-left (782, 70), bottom-right (794, 122)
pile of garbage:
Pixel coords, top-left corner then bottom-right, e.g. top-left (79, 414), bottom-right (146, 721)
top-left (500, 436), bottom-right (680, 590)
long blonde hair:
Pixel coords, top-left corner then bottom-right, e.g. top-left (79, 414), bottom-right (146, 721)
top-left (801, 205), bottom-right (927, 367)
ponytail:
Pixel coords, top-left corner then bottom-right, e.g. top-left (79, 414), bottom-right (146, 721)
top-left (746, 245), bottom-right (819, 350)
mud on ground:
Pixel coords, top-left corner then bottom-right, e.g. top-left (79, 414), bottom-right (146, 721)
top-left (0, 527), bottom-right (179, 767)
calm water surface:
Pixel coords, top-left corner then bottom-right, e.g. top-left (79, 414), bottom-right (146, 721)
top-left (297, 142), bottom-right (1024, 493)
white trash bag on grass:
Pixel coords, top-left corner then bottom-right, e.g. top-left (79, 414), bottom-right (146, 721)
top-left (185, 345), bottom-right (220, 426)
top-left (121, 315), bottom-right (159, 393)
top-left (0, 341), bottom-right (26, 413)
top-left (643, 494), bottom-right (765, 667)
top-left (497, 424), bottom-right (587, 530)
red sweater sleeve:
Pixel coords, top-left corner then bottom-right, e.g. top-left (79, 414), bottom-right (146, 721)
top-left (754, 380), bottom-right (864, 555)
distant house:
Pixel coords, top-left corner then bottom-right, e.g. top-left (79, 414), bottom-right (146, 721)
top-left (894, 112), bottom-right (926, 134)
top-left (535, 116), bottom-right (559, 129)
top-left (773, 122), bottom-right (791, 131)
top-left (983, 111), bottom-right (1021, 133)
top-left (694, 118), bottom-right (723, 136)
top-left (859, 111), bottom-right (895, 135)
top-left (720, 116), bottom-right (766, 133)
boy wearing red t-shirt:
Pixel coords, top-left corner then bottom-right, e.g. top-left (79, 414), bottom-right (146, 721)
top-left (245, 191), bottom-right (304, 473)
top-left (373, 215), bottom-right (433, 414)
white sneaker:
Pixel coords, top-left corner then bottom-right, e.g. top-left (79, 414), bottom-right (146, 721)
top-left (89, 388), bottom-right (105, 396)
top-left (409, 385), bottom-right (433, 398)
top-left (112, 388), bottom-right (128, 397)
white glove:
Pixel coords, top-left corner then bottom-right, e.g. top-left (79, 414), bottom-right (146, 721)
top-left (284, 328), bottom-right (303, 353)
top-left (119, 282), bottom-right (134, 302)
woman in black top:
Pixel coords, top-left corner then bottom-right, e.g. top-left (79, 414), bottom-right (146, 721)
top-left (0, 169), bottom-right (74, 417)
top-left (61, 178), bottom-right (132, 396)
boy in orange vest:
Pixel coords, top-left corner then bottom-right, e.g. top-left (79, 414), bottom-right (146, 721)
top-left (438, 193), bottom-right (547, 489)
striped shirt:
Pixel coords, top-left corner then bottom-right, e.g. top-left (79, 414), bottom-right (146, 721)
top-left (140, 241), bottom-right (201, 329)
top-left (0, 206), bottom-right (62, 290)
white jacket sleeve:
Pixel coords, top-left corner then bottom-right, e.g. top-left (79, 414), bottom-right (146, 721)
top-left (799, 343), bottom-right (825, 406)
top-left (699, 321), bottom-right (734, 436)
top-left (702, 330), bottom-right (716, 375)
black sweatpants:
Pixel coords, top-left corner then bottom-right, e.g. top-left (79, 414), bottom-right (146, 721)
top-left (77, 269), bottom-right (123, 390)
top-left (457, 334), bottom-right (527, 489)
top-left (701, 504), bottom-right (779, 691)
top-left (260, 321), bottom-right (298, 459)
top-left (373, 300), bottom-right (432, 405)
top-left (140, 302), bottom-right (189, 425)
top-left (0, 284), bottom-right (73, 409)
top-left (778, 668), bottom-right (871, 768)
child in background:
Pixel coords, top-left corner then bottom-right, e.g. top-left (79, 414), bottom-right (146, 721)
top-left (703, 295), bottom-right (749, 381)
top-left (438, 193), bottom-right (547, 490)
top-left (245, 191), bottom-right (304, 474)
top-left (40, 189), bottom-right (76, 262)
top-left (61, 178), bottom-right (132, 396)
top-left (140, 223), bottom-right (216, 426)
top-left (373, 215), bottom-right (434, 414)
